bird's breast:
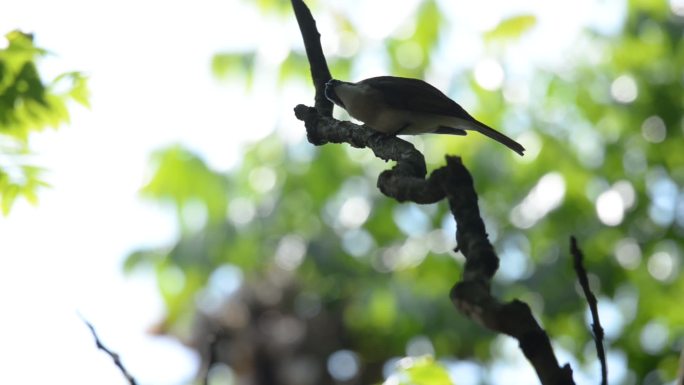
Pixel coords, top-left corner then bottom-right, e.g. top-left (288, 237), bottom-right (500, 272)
top-left (344, 99), bottom-right (381, 126)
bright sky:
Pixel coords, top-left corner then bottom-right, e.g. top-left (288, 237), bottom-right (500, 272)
top-left (0, 0), bottom-right (625, 384)
top-left (0, 1), bottom-right (268, 384)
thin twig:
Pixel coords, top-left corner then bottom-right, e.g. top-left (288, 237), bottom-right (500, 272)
top-left (570, 236), bottom-right (607, 385)
top-left (82, 318), bottom-right (138, 385)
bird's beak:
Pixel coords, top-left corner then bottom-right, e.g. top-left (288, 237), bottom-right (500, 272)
top-left (324, 79), bottom-right (345, 108)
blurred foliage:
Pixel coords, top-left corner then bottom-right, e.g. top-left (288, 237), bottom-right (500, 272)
top-left (391, 357), bottom-right (453, 385)
top-left (483, 14), bottom-right (537, 42)
top-left (0, 30), bottom-right (88, 214)
top-left (127, 1), bottom-right (684, 384)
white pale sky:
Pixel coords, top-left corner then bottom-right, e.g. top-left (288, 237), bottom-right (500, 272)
top-left (0, 1), bottom-right (624, 384)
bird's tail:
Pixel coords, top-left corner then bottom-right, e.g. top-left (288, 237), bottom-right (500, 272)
top-left (473, 122), bottom-right (525, 156)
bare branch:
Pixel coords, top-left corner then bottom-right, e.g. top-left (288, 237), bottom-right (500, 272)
top-left (82, 318), bottom-right (138, 385)
top-left (571, 236), bottom-right (608, 385)
top-left (291, 0), bottom-right (333, 117)
top-left (443, 157), bottom-right (574, 385)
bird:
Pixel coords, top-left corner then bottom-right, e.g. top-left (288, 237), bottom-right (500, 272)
top-left (324, 76), bottom-right (525, 156)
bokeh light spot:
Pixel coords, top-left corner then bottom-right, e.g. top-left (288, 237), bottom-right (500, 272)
top-left (510, 172), bottom-right (566, 229)
top-left (474, 59), bottom-right (504, 91)
top-left (342, 229), bottom-right (376, 257)
top-left (395, 236), bottom-right (429, 269)
top-left (197, 264), bottom-right (243, 314)
top-left (596, 189), bottom-right (624, 226)
top-left (406, 335), bottom-right (435, 357)
top-left (640, 321), bottom-right (669, 354)
top-left (426, 229), bottom-right (452, 254)
top-left (181, 200), bottom-right (208, 232)
top-left (498, 234), bottom-right (532, 282)
top-left (445, 361), bottom-right (483, 385)
top-left (207, 363), bottom-right (235, 385)
top-left (394, 204), bottom-right (431, 236)
top-left (610, 75), bottom-right (638, 103)
top-left (228, 197), bottom-right (256, 225)
top-left (613, 238), bottom-right (641, 269)
top-left (274, 234), bottom-right (307, 271)
top-left (339, 196), bottom-right (371, 229)
top-left (613, 180), bottom-right (636, 210)
top-left (396, 41), bottom-right (424, 69)
top-left (327, 350), bottom-right (360, 381)
top-left (647, 172), bottom-right (678, 226)
top-left (647, 251), bottom-right (677, 282)
top-left (259, 312), bottom-right (306, 347)
top-left (249, 166), bottom-right (277, 193)
top-left (641, 115), bottom-right (666, 143)
top-left (670, 0), bottom-right (684, 16)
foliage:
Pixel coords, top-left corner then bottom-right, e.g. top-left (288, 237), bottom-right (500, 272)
top-left (483, 14), bottom-right (537, 42)
top-left (0, 30), bottom-right (89, 214)
top-left (392, 357), bottom-right (453, 385)
top-left (127, 1), bottom-right (684, 384)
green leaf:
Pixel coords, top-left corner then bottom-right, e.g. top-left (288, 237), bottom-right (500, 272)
top-left (399, 356), bottom-right (453, 385)
top-left (123, 249), bottom-right (166, 273)
top-left (141, 145), bottom-right (228, 227)
top-left (368, 288), bottom-right (397, 329)
top-left (211, 52), bottom-right (256, 81)
top-left (1, 183), bottom-right (19, 215)
top-left (278, 51), bottom-right (309, 85)
top-left (255, 0), bottom-right (293, 15)
top-left (62, 72), bottom-right (90, 107)
top-left (413, 0), bottom-right (442, 54)
top-left (0, 30), bottom-right (89, 214)
top-left (484, 14), bottom-right (537, 42)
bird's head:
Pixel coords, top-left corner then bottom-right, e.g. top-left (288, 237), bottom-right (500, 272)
top-left (324, 79), bottom-right (346, 108)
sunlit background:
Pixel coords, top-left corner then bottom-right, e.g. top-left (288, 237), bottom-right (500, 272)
top-left (2, 0), bottom-right (683, 384)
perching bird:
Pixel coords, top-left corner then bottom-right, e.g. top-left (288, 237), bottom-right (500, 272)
top-left (324, 76), bottom-right (525, 156)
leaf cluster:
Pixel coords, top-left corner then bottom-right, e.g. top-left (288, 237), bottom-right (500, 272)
top-left (0, 30), bottom-right (89, 214)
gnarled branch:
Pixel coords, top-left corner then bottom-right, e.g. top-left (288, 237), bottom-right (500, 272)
top-left (290, 1), bottom-right (575, 384)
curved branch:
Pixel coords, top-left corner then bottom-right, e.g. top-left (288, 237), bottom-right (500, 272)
top-left (290, 1), bottom-right (575, 384)
top-left (294, 105), bottom-right (439, 203)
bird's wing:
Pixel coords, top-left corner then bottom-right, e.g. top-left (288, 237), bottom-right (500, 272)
top-left (434, 126), bottom-right (467, 136)
top-left (358, 76), bottom-right (473, 119)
